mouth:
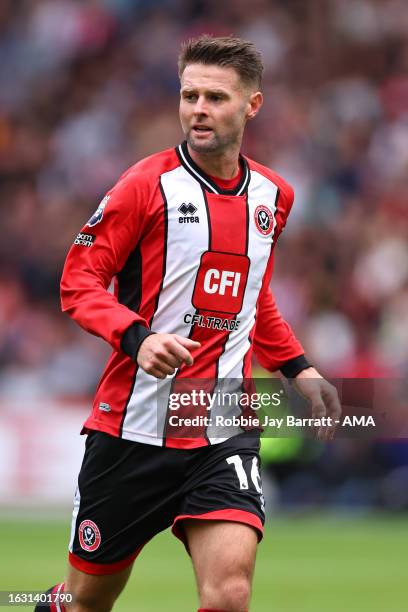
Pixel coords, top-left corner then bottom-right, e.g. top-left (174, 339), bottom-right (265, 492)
top-left (192, 126), bottom-right (213, 135)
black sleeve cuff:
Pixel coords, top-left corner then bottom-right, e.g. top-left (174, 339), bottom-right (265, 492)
top-left (120, 322), bottom-right (155, 361)
top-left (280, 354), bottom-right (311, 378)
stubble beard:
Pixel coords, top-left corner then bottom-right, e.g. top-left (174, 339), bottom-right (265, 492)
top-left (186, 128), bottom-right (240, 155)
top-left (187, 130), bottom-right (221, 154)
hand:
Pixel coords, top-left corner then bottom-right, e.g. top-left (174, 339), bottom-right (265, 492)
top-left (137, 333), bottom-right (201, 379)
top-left (293, 367), bottom-right (341, 441)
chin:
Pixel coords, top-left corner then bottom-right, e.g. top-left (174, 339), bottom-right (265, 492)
top-left (187, 133), bottom-right (219, 153)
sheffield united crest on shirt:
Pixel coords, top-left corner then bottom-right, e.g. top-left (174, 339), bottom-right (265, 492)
top-left (254, 205), bottom-right (274, 235)
top-left (78, 519), bottom-right (101, 552)
top-left (87, 195), bottom-right (110, 227)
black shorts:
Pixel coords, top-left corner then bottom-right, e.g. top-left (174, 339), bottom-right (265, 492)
top-left (69, 431), bottom-right (265, 575)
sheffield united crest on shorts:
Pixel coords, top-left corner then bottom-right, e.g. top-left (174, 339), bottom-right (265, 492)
top-left (78, 519), bottom-right (101, 552)
top-left (87, 195), bottom-right (110, 227)
top-left (254, 205), bottom-right (274, 236)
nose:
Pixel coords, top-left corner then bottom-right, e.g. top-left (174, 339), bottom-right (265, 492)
top-left (193, 95), bottom-right (208, 116)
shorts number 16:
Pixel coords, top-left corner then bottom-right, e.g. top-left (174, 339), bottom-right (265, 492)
top-left (226, 454), bottom-right (262, 493)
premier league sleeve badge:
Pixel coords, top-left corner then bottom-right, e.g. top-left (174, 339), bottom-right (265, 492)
top-left (86, 194), bottom-right (110, 228)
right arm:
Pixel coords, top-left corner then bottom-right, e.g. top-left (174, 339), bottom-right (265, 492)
top-left (60, 175), bottom-right (199, 375)
top-left (60, 176), bottom-right (150, 353)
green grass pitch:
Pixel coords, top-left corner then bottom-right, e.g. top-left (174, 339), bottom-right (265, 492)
top-left (0, 513), bottom-right (407, 611)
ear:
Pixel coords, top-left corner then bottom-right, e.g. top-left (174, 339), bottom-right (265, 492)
top-left (246, 91), bottom-right (263, 120)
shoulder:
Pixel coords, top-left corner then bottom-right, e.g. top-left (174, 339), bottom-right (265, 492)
top-left (245, 156), bottom-right (294, 210)
top-left (118, 147), bottom-right (180, 190)
top-left (101, 147), bottom-right (180, 219)
top-left (96, 148), bottom-right (180, 226)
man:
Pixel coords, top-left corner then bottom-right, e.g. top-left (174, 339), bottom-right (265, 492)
top-left (39, 36), bottom-right (340, 612)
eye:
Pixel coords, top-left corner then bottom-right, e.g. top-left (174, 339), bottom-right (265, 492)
top-left (209, 94), bottom-right (222, 102)
top-left (183, 92), bottom-right (197, 102)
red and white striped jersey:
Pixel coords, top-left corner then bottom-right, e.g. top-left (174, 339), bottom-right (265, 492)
top-left (61, 142), bottom-right (306, 448)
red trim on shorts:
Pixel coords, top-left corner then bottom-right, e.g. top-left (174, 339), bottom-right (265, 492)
top-left (165, 437), bottom-right (209, 449)
top-left (68, 544), bottom-right (144, 575)
top-left (172, 508), bottom-right (264, 546)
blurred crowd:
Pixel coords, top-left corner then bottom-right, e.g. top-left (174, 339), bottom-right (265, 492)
top-left (262, 436), bottom-right (408, 512)
top-left (0, 0), bottom-right (407, 400)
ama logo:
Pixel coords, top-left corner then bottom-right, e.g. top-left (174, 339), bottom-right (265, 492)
top-left (87, 195), bottom-right (110, 228)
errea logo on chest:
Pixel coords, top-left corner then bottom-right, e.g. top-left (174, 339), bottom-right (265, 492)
top-left (178, 202), bottom-right (199, 224)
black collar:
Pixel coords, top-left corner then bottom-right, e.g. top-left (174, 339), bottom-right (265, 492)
top-left (176, 141), bottom-right (250, 196)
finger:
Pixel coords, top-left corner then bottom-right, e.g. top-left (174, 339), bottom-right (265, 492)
top-left (153, 360), bottom-right (176, 376)
top-left (162, 352), bottom-right (183, 369)
top-left (318, 426), bottom-right (333, 441)
top-left (149, 365), bottom-right (174, 379)
top-left (327, 426), bottom-right (336, 440)
top-left (169, 344), bottom-right (194, 366)
top-left (326, 416), bottom-right (341, 437)
top-left (316, 423), bottom-right (333, 441)
top-left (318, 413), bottom-right (339, 441)
top-left (322, 388), bottom-right (342, 438)
top-left (309, 396), bottom-right (328, 439)
top-left (152, 339), bottom-right (185, 365)
top-left (310, 397), bottom-right (327, 420)
top-left (174, 336), bottom-right (201, 350)
top-left (142, 355), bottom-right (176, 378)
top-left (150, 344), bottom-right (186, 369)
top-left (324, 389), bottom-right (342, 421)
top-left (151, 368), bottom-right (166, 379)
top-left (168, 340), bottom-right (197, 366)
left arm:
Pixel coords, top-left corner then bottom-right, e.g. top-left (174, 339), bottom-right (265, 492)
top-left (252, 175), bottom-right (341, 439)
top-left (252, 280), bottom-right (308, 375)
top-left (253, 284), bottom-right (341, 440)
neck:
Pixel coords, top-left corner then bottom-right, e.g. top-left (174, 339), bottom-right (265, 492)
top-left (187, 143), bottom-right (241, 179)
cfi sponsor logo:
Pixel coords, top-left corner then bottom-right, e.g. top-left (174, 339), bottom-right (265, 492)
top-left (74, 232), bottom-right (96, 247)
top-left (254, 205), bottom-right (274, 236)
top-left (87, 195), bottom-right (110, 227)
top-left (192, 251), bottom-right (250, 315)
top-left (78, 519), bottom-right (101, 552)
top-left (178, 202), bottom-right (199, 224)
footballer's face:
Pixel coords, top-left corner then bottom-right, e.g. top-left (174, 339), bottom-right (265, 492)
top-left (179, 63), bottom-right (262, 155)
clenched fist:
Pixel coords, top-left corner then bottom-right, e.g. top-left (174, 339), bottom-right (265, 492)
top-left (137, 333), bottom-right (201, 379)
